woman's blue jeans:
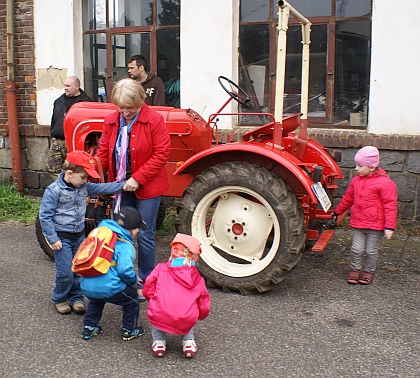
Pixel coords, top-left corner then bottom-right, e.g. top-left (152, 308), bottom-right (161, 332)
top-left (120, 192), bottom-right (161, 282)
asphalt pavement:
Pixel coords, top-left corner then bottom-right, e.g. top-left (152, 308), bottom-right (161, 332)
top-left (0, 222), bottom-right (419, 377)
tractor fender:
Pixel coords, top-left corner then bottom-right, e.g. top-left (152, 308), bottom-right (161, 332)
top-left (283, 135), bottom-right (344, 178)
top-left (173, 142), bottom-right (318, 202)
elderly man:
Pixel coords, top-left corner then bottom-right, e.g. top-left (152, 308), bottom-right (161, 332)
top-left (46, 76), bottom-right (93, 178)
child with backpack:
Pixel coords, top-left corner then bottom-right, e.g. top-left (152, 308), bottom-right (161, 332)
top-left (143, 233), bottom-right (211, 358)
top-left (80, 206), bottom-right (147, 341)
top-left (39, 150), bottom-right (128, 315)
top-left (332, 146), bottom-right (398, 285)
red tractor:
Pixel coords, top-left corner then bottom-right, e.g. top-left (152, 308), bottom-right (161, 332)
top-left (36, 1), bottom-right (345, 294)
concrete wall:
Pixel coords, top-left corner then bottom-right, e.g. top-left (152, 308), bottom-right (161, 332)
top-left (27, 0), bottom-right (420, 135)
top-left (368, 0), bottom-right (420, 135)
top-left (180, 0), bottom-right (240, 129)
top-left (34, 0), bottom-right (84, 125)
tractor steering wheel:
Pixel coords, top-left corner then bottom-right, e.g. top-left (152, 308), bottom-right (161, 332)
top-left (218, 76), bottom-right (254, 109)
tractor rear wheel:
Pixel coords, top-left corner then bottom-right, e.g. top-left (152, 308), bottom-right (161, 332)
top-left (36, 214), bottom-right (55, 261)
top-left (177, 162), bottom-right (306, 294)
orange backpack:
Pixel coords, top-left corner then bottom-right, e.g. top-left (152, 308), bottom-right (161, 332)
top-left (72, 226), bottom-right (118, 277)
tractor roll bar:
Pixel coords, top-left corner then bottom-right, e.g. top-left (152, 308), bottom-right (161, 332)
top-left (274, 1), bottom-right (311, 125)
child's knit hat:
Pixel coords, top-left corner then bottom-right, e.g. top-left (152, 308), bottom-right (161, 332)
top-left (354, 146), bottom-right (380, 168)
top-left (114, 206), bottom-right (147, 230)
top-left (170, 233), bottom-right (202, 260)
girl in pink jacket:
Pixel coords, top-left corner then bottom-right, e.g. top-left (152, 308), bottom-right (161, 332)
top-left (333, 146), bottom-right (397, 285)
top-left (142, 233), bottom-right (211, 358)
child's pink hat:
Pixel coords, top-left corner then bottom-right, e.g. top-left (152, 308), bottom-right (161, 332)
top-left (354, 146), bottom-right (380, 168)
top-left (170, 233), bottom-right (202, 258)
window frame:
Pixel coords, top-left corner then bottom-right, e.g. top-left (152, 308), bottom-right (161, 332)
top-left (83, 0), bottom-right (180, 102)
top-left (239, 0), bottom-right (373, 129)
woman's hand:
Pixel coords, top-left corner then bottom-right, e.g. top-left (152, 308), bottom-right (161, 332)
top-left (123, 177), bottom-right (140, 192)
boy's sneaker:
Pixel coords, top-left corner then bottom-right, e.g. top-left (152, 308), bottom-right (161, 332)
top-left (71, 301), bottom-right (86, 313)
top-left (152, 340), bottom-right (166, 357)
top-left (55, 301), bottom-right (71, 314)
top-left (137, 283), bottom-right (146, 302)
top-left (182, 339), bottom-right (197, 358)
top-left (137, 289), bottom-right (146, 302)
top-left (81, 326), bottom-right (102, 340)
top-left (121, 327), bottom-right (145, 341)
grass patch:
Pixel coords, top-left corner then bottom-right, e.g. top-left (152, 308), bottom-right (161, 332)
top-left (0, 183), bottom-right (41, 225)
top-left (155, 204), bottom-right (178, 236)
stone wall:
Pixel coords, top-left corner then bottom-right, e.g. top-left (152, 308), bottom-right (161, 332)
top-left (308, 129), bottom-right (420, 222)
top-left (0, 129), bottom-right (419, 222)
top-left (333, 148), bottom-right (420, 222)
top-left (0, 134), bottom-right (53, 197)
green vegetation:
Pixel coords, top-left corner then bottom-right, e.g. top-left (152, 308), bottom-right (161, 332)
top-left (155, 204), bottom-right (177, 236)
top-left (0, 183), bottom-right (40, 225)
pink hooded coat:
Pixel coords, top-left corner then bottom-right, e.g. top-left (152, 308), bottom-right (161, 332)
top-left (142, 261), bottom-right (211, 335)
top-left (334, 169), bottom-right (398, 230)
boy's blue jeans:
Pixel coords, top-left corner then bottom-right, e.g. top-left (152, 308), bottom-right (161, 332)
top-left (52, 235), bottom-right (84, 304)
top-left (120, 192), bottom-right (161, 282)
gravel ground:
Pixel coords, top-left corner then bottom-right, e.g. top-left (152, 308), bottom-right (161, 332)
top-left (0, 222), bottom-right (419, 378)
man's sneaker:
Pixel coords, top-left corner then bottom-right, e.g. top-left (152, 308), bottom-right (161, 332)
top-left (182, 339), bottom-right (197, 358)
top-left (81, 326), bottom-right (102, 340)
top-left (71, 301), bottom-right (86, 313)
top-left (152, 340), bottom-right (166, 357)
top-left (55, 301), bottom-right (71, 314)
top-left (121, 327), bottom-right (145, 341)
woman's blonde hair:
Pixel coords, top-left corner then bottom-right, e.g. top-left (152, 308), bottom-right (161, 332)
top-left (111, 78), bottom-right (146, 108)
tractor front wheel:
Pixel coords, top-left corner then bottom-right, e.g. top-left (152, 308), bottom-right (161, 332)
top-left (177, 162), bottom-right (306, 294)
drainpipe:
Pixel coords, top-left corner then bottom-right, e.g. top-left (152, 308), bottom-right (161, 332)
top-left (6, 0), bottom-right (24, 193)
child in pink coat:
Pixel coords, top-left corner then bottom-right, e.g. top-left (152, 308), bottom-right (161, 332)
top-left (142, 233), bottom-right (211, 358)
top-left (333, 146), bottom-right (398, 285)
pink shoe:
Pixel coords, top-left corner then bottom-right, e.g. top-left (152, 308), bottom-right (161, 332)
top-left (182, 340), bottom-right (197, 358)
top-left (347, 270), bottom-right (360, 285)
top-left (152, 340), bottom-right (166, 357)
top-left (358, 271), bottom-right (374, 285)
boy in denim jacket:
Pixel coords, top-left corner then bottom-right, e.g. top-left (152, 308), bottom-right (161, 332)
top-left (39, 150), bottom-right (127, 315)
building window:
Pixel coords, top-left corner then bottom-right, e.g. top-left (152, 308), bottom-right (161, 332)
top-left (82, 0), bottom-right (180, 106)
top-left (239, 0), bottom-right (372, 128)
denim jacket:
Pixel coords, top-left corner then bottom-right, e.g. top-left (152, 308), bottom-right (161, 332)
top-left (40, 172), bottom-right (125, 245)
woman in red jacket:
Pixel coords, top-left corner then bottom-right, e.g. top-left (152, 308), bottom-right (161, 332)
top-left (96, 79), bottom-right (170, 300)
top-left (333, 146), bottom-right (398, 285)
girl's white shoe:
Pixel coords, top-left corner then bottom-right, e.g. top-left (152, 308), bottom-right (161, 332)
top-left (152, 340), bottom-right (166, 357)
top-left (182, 339), bottom-right (197, 358)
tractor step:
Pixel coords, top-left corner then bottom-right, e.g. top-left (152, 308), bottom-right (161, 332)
top-left (311, 211), bottom-right (348, 253)
top-left (311, 229), bottom-right (335, 252)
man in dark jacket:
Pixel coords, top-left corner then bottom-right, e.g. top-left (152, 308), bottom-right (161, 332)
top-left (46, 76), bottom-right (93, 178)
top-left (127, 55), bottom-right (165, 106)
